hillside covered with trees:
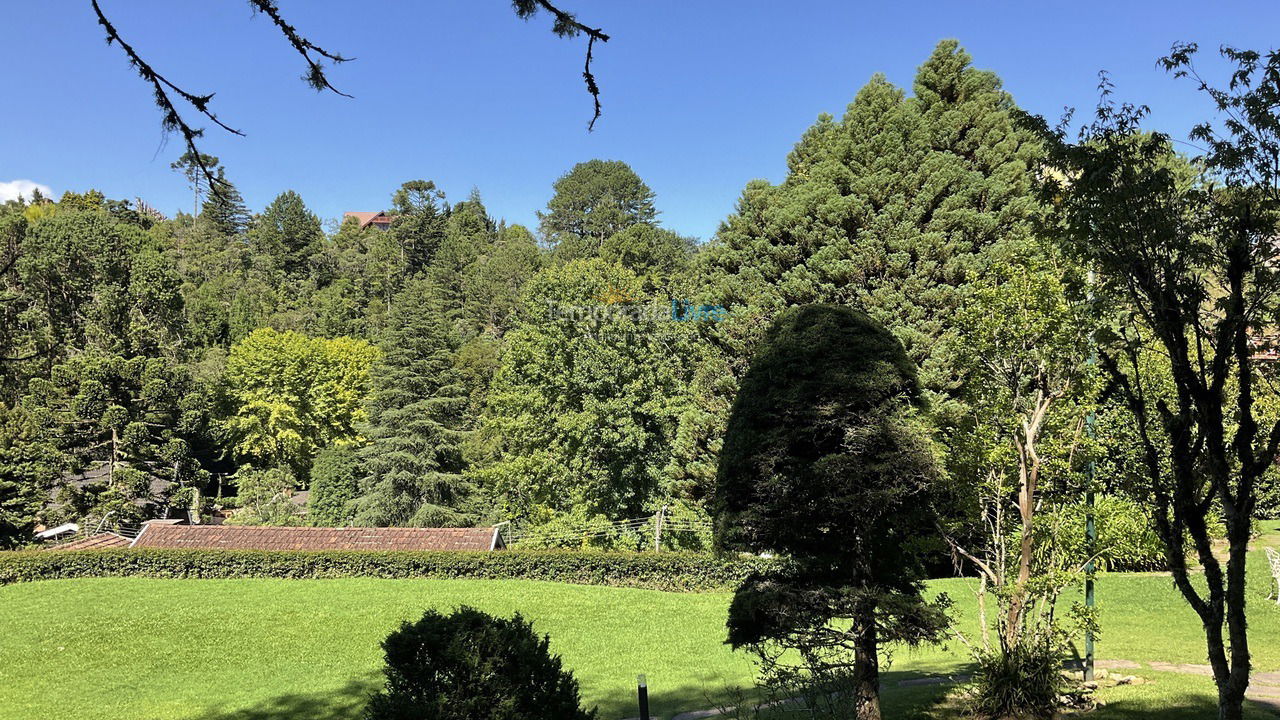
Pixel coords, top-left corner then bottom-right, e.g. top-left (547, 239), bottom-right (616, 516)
top-left (0, 41), bottom-right (1270, 565)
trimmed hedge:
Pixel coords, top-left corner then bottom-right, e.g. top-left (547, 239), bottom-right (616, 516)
top-left (0, 548), bottom-right (771, 592)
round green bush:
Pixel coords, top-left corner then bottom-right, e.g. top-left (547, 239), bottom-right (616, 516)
top-left (364, 606), bottom-right (596, 720)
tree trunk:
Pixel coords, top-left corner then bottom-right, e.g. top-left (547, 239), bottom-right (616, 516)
top-left (853, 604), bottom-right (881, 720)
top-left (1218, 688), bottom-right (1245, 720)
top-left (1219, 513), bottom-right (1253, 720)
top-left (1004, 397), bottom-right (1049, 648)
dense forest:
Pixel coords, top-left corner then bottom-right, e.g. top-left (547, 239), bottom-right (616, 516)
top-left (0, 41), bottom-right (1270, 552)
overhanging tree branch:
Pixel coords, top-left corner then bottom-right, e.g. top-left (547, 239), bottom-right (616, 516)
top-left (91, 0), bottom-right (241, 198)
top-left (246, 0), bottom-right (354, 98)
top-left (515, 0), bottom-right (611, 130)
top-left (92, 0), bottom-right (613, 195)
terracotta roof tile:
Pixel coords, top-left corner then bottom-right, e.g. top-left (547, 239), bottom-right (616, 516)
top-left (130, 525), bottom-right (502, 552)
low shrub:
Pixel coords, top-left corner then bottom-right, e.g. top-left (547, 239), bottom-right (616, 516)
top-left (961, 642), bottom-right (1081, 719)
top-left (365, 606), bottom-right (596, 720)
top-left (0, 548), bottom-right (769, 592)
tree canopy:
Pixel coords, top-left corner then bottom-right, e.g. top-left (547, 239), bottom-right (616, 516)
top-left (715, 304), bottom-right (948, 720)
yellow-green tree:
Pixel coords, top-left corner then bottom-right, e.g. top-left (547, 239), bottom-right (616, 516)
top-left (223, 328), bottom-right (378, 476)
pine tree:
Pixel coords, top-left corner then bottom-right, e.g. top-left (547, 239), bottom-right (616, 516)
top-left (677, 41), bottom-right (1042, 499)
top-left (460, 224), bottom-right (542, 338)
top-left (249, 190), bottom-right (323, 279)
top-left (428, 200), bottom-right (494, 334)
top-left (390, 180), bottom-right (449, 273)
top-left (352, 277), bottom-right (474, 527)
top-left (200, 170), bottom-right (250, 237)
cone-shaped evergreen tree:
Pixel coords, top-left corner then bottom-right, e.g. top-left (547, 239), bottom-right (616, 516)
top-left (352, 276), bottom-right (474, 527)
top-left (675, 40), bottom-right (1042, 501)
top-left (428, 199), bottom-right (494, 334)
top-left (249, 190), bottom-right (323, 279)
top-left (199, 170), bottom-right (250, 237)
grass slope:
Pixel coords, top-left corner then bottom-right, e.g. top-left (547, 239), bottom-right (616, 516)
top-left (2, 526), bottom-right (1279, 720)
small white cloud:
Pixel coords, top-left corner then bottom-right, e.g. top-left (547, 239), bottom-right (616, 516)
top-left (0, 179), bottom-right (53, 204)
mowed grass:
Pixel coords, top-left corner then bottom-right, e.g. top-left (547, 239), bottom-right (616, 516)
top-left (2, 527), bottom-right (1280, 720)
top-left (0, 577), bottom-right (752, 720)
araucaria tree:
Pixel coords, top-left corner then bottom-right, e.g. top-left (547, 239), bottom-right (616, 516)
top-left (713, 305), bottom-right (949, 720)
top-left (1036, 45), bottom-right (1280, 720)
top-left (537, 160), bottom-right (657, 261)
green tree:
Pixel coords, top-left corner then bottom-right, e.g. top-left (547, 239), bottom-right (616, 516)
top-left (682, 40), bottom-right (1041, 505)
top-left (170, 150), bottom-right (221, 217)
top-left (0, 213), bottom-right (32, 392)
top-left (249, 190), bottom-right (323, 279)
top-left (223, 328), bottom-right (378, 475)
top-left (390, 180), bottom-right (448, 273)
top-left (0, 404), bottom-right (62, 547)
top-left (428, 200), bottom-right (495, 332)
top-left (16, 206), bottom-right (184, 359)
top-left (1032, 45), bottom-right (1280, 720)
top-left (460, 224), bottom-right (542, 338)
top-left (311, 215), bottom-right (408, 338)
top-left (200, 168), bottom-right (250, 237)
top-left (944, 244), bottom-right (1100, 714)
top-left (699, 41), bottom-right (1038, 399)
top-left (227, 465), bottom-right (302, 526)
top-left (599, 223), bottom-right (690, 293)
top-left (714, 305), bottom-right (949, 720)
top-left (22, 352), bottom-right (214, 526)
top-left (538, 160), bottom-right (657, 260)
top-left (352, 278), bottom-right (474, 527)
top-left (473, 259), bottom-right (691, 524)
top-left (365, 606), bottom-right (597, 720)
top-left (307, 446), bottom-right (361, 526)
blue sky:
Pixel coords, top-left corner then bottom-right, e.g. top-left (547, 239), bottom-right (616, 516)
top-left (2, 1), bottom-right (1277, 240)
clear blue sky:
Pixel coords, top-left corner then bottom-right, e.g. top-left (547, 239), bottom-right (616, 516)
top-left (2, 1), bottom-right (1277, 240)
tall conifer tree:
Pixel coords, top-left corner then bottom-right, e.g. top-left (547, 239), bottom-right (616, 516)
top-left (200, 170), bottom-right (250, 237)
top-left (675, 40), bottom-right (1041, 499)
top-left (352, 277), bottom-right (473, 527)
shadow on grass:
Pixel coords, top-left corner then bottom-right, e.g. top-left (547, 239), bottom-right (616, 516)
top-left (1094, 697), bottom-right (1254, 720)
top-left (588, 668), bottom-right (966, 720)
top-left (187, 676), bottom-right (378, 720)
top-left (594, 681), bottom-right (754, 719)
top-left (1113, 698), bottom-right (1280, 720)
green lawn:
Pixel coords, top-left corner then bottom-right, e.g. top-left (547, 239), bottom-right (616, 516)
top-left (2, 533), bottom-right (1280, 720)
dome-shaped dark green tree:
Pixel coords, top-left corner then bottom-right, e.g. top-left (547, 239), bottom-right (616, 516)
top-left (363, 606), bottom-right (596, 720)
top-left (713, 304), bottom-right (949, 720)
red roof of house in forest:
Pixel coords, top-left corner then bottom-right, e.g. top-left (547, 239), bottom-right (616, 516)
top-left (342, 211), bottom-right (394, 230)
top-left (48, 532), bottom-right (132, 551)
top-left (130, 525), bottom-right (504, 551)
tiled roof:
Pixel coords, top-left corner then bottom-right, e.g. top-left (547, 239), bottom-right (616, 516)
top-left (49, 532), bottom-right (132, 551)
top-left (130, 525), bottom-right (503, 551)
